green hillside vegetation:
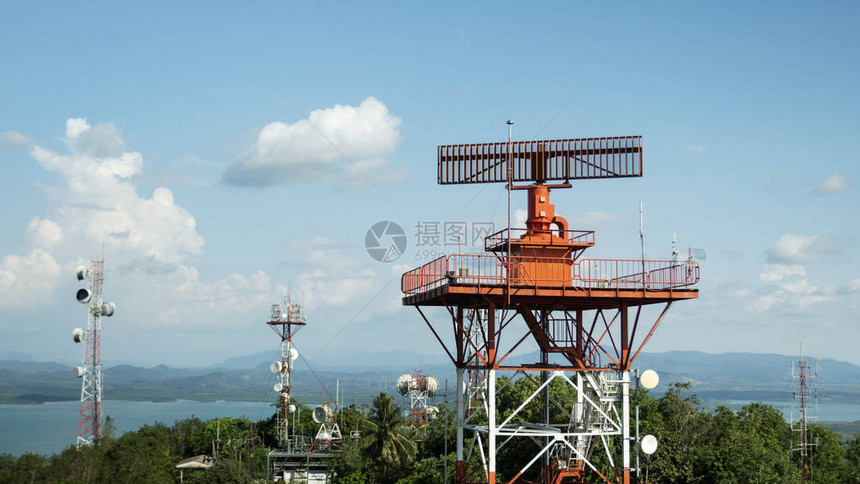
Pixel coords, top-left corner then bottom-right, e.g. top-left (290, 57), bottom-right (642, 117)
top-left (1, 382), bottom-right (859, 483)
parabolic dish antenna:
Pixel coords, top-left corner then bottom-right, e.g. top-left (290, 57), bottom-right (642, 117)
top-left (313, 405), bottom-right (333, 424)
top-left (639, 369), bottom-right (659, 390)
top-left (426, 375), bottom-right (439, 396)
top-left (76, 288), bottom-right (92, 304)
top-left (641, 434), bottom-right (658, 455)
top-left (396, 374), bottom-right (411, 396)
top-left (100, 302), bottom-right (116, 317)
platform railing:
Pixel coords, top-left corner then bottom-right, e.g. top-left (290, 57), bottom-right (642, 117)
top-left (574, 258), bottom-right (700, 291)
top-left (401, 254), bottom-right (700, 295)
top-left (484, 228), bottom-right (596, 251)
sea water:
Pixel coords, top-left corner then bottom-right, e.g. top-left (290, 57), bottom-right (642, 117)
top-left (1, 399), bottom-right (857, 457)
top-left (0, 400), bottom-right (274, 457)
top-left (723, 399), bottom-right (860, 423)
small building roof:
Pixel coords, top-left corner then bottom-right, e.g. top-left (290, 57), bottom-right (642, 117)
top-left (175, 455), bottom-right (215, 469)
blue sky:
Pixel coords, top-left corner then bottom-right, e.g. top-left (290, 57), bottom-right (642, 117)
top-left (1, 2), bottom-right (858, 368)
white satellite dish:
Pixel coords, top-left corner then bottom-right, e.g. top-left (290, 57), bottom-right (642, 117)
top-left (72, 366), bottom-right (86, 378)
top-left (273, 383), bottom-right (283, 392)
top-left (100, 302), bottom-right (116, 317)
top-left (73, 328), bottom-right (84, 343)
top-left (639, 369), bottom-right (659, 390)
top-left (641, 434), bottom-right (658, 455)
top-left (76, 288), bottom-right (92, 304)
top-left (396, 374), bottom-right (411, 396)
top-left (313, 405), bottom-right (333, 424)
top-left (270, 361), bottom-right (282, 373)
top-left (76, 266), bottom-right (88, 281)
top-left (426, 375), bottom-right (439, 396)
top-left (288, 404), bottom-right (296, 413)
top-left (289, 347), bottom-right (299, 362)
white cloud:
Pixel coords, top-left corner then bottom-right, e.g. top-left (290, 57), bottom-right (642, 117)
top-left (250, 270), bottom-right (270, 291)
top-left (748, 263), bottom-right (827, 312)
top-left (65, 118), bottom-right (91, 138)
top-left (0, 249), bottom-right (61, 308)
top-left (26, 218), bottom-right (63, 248)
top-left (223, 97), bottom-right (402, 186)
top-left (766, 233), bottom-right (826, 264)
top-left (759, 263), bottom-right (805, 283)
top-left (27, 119), bottom-right (204, 266)
top-left (279, 237), bottom-right (392, 316)
top-left (0, 131), bottom-right (34, 149)
top-left (820, 278), bottom-right (860, 296)
top-left (294, 246), bottom-right (378, 309)
top-left (0, 119), bottom-right (244, 320)
top-left (815, 172), bottom-right (852, 195)
top-left (146, 267), bottom-right (276, 327)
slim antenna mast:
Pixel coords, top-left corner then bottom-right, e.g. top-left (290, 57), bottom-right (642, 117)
top-left (639, 202), bottom-right (646, 288)
top-left (506, 119), bottom-right (514, 303)
top-left (639, 202), bottom-right (645, 255)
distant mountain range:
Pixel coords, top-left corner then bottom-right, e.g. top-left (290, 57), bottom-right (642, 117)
top-left (2, 351), bottom-right (858, 406)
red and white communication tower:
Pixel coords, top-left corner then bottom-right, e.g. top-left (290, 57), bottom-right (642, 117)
top-left (397, 371), bottom-right (440, 427)
top-left (71, 259), bottom-right (116, 448)
top-left (267, 295), bottom-right (306, 451)
top-left (791, 351), bottom-right (819, 484)
top-left (401, 131), bottom-right (700, 483)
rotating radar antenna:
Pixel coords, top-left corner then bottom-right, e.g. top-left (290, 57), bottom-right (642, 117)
top-left (400, 125), bottom-right (700, 484)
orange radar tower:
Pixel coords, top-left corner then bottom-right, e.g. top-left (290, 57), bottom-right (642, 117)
top-left (402, 134), bottom-right (699, 484)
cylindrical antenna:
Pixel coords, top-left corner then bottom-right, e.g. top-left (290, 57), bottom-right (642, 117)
top-left (672, 232), bottom-right (678, 261)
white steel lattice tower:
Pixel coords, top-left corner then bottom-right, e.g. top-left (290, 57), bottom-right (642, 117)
top-left (464, 310), bottom-right (487, 419)
top-left (73, 259), bottom-right (116, 448)
top-left (791, 353), bottom-right (819, 484)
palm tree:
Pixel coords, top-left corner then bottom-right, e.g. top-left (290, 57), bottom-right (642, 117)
top-left (361, 393), bottom-right (417, 469)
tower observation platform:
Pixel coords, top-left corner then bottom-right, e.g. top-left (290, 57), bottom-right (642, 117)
top-left (400, 135), bottom-right (700, 484)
